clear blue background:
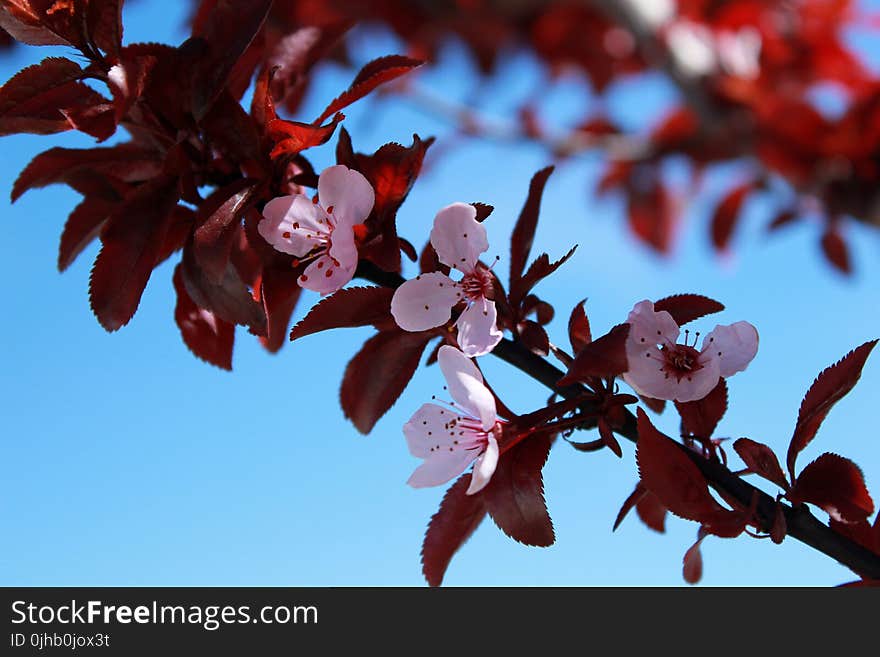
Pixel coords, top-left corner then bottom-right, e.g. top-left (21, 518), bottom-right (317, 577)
top-left (2, 1), bottom-right (879, 586)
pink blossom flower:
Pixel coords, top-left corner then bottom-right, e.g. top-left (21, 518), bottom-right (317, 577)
top-left (622, 300), bottom-right (759, 402)
top-left (404, 345), bottom-right (503, 495)
top-left (258, 164), bottom-right (374, 295)
top-left (391, 202), bottom-right (503, 357)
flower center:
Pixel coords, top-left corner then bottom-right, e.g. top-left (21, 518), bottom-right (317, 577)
top-left (660, 343), bottom-right (703, 381)
top-left (460, 264), bottom-right (494, 301)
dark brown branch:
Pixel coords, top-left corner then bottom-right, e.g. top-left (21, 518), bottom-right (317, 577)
top-left (355, 266), bottom-right (880, 580)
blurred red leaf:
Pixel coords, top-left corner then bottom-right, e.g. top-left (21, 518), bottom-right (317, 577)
top-left (683, 533), bottom-right (706, 585)
top-left (89, 175), bottom-right (180, 331)
top-left (710, 182), bottom-right (753, 251)
top-left (340, 329), bottom-right (433, 434)
top-left (786, 340), bottom-right (878, 480)
top-left (627, 179), bottom-right (674, 254)
top-left (421, 474), bottom-right (487, 587)
top-left (268, 112), bottom-right (343, 159)
top-left (509, 166), bottom-right (553, 290)
top-left (558, 323), bottom-right (629, 384)
top-left (653, 294), bottom-right (724, 326)
top-left (675, 378), bottom-right (728, 439)
top-left (316, 54), bottom-right (423, 124)
top-left (482, 434), bottom-right (555, 547)
top-left (767, 208), bottom-right (799, 233)
top-left (791, 453), bottom-right (874, 523)
top-left (820, 227), bottom-right (852, 275)
top-left (173, 263), bottom-right (234, 370)
top-left (289, 286), bottom-right (396, 341)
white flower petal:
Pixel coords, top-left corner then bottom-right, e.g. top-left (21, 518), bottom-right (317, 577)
top-left (403, 403), bottom-right (483, 458)
top-left (438, 345), bottom-right (496, 430)
top-left (298, 253), bottom-right (355, 295)
top-left (258, 195), bottom-right (329, 257)
top-left (466, 434), bottom-right (499, 495)
top-left (406, 451), bottom-right (480, 489)
top-left (390, 272), bottom-right (461, 332)
top-left (429, 203), bottom-right (488, 272)
top-left (317, 164), bottom-right (374, 226)
top-left (702, 321), bottom-right (759, 378)
top-left (455, 298), bottom-right (502, 357)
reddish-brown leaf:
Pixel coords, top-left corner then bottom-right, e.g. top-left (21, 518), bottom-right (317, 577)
top-left (786, 340), bottom-right (878, 480)
top-left (200, 91), bottom-right (265, 173)
top-left (517, 320), bottom-right (550, 356)
top-left (558, 323), bottom-right (629, 384)
top-left (340, 329), bottom-right (433, 434)
top-left (180, 241), bottom-right (267, 334)
top-left (86, 0), bottom-right (123, 55)
top-left (316, 55), bottom-right (423, 124)
top-left (568, 300), bottom-right (591, 354)
top-left (640, 395), bottom-right (667, 414)
top-left (421, 474), bottom-right (487, 587)
top-left (58, 195), bottom-right (116, 272)
top-left (193, 179), bottom-right (259, 283)
top-left (613, 482), bottom-right (647, 531)
top-left (268, 112), bottom-right (343, 159)
top-left (173, 263), bottom-right (234, 370)
top-left (791, 453), bottom-right (874, 523)
top-left (289, 287), bottom-right (396, 341)
top-left (482, 435), bottom-right (554, 547)
top-left (683, 533), bottom-right (706, 585)
top-left (767, 208), bottom-right (799, 232)
top-left (511, 246), bottom-right (577, 309)
top-left (471, 202), bottom-right (494, 222)
top-left (635, 409), bottom-right (729, 524)
top-left (189, 0), bottom-right (272, 119)
top-left (509, 166), bottom-right (554, 289)
top-left (627, 180), bottom-right (674, 254)
top-left (653, 294), bottom-right (724, 326)
top-left (820, 227), bottom-right (852, 275)
top-left (0, 0), bottom-right (86, 47)
top-left (89, 176), bottom-right (180, 331)
top-left (710, 182), bottom-right (753, 252)
top-left (258, 265), bottom-right (302, 354)
top-left (12, 144), bottom-right (162, 202)
top-left (733, 438), bottom-right (790, 491)
top-left (675, 378), bottom-right (728, 439)
top-left (636, 491), bottom-right (668, 533)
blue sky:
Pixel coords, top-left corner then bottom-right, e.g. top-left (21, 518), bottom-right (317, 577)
top-left (2, 1), bottom-right (879, 586)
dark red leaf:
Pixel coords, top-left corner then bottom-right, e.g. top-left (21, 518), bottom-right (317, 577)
top-left (268, 112), bottom-right (343, 159)
top-left (482, 435), bottom-right (554, 547)
top-left (0, 0), bottom-right (86, 48)
top-left (173, 263), bottom-right (234, 370)
top-left (316, 55), bottom-right (423, 124)
top-left (767, 208), bottom-right (799, 232)
top-left (259, 265), bottom-right (303, 354)
top-left (200, 91), bottom-right (265, 173)
top-left (771, 504), bottom-right (787, 544)
top-left (289, 287), bottom-right (396, 341)
top-left (639, 395), bottom-right (666, 414)
top-left (180, 240), bottom-right (267, 333)
top-left (337, 129), bottom-right (434, 272)
top-left (636, 491), bottom-right (668, 533)
top-left (509, 166), bottom-right (553, 289)
top-left (613, 482), bottom-right (646, 531)
top-left (189, 0), bottom-right (272, 119)
top-left (733, 438), bottom-right (790, 491)
top-left (627, 179), bottom-right (674, 254)
top-left (86, 0), bottom-right (123, 56)
top-left (340, 329), bottom-right (433, 434)
top-left (675, 378), bottom-right (728, 439)
top-left (517, 320), bottom-right (550, 356)
top-left (635, 408), bottom-right (730, 524)
top-left (710, 182), bottom-right (753, 251)
top-left (683, 533), bottom-right (706, 585)
top-left (786, 340), bottom-right (877, 480)
top-left (566, 437), bottom-right (606, 453)
top-left (558, 323), bottom-right (629, 384)
top-left (653, 294), bottom-right (724, 326)
top-left (471, 202), bottom-right (494, 222)
top-left (58, 196), bottom-right (115, 272)
top-left (89, 176), bottom-right (180, 331)
top-left (568, 300), bottom-right (591, 354)
top-left (193, 179), bottom-right (259, 283)
top-left (598, 417), bottom-right (623, 458)
top-left (820, 227), bottom-right (852, 275)
top-left (511, 246), bottom-right (577, 308)
top-left (421, 474), bottom-right (487, 587)
top-left (791, 453), bottom-right (874, 523)
top-left (106, 48), bottom-right (156, 122)
top-left (12, 144), bottom-right (162, 202)
top-left (60, 97), bottom-right (116, 140)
